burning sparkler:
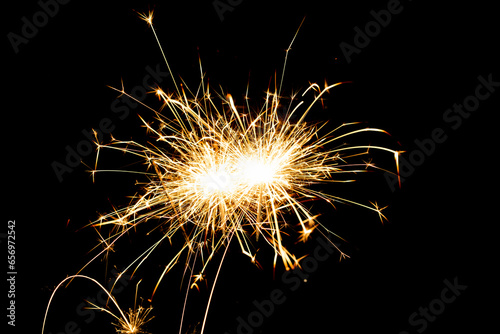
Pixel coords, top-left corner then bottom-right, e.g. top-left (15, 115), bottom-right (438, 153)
top-left (43, 10), bottom-right (401, 334)
top-left (42, 275), bottom-right (154, 334)
top-left (90, 10), bottom-right (398, 275)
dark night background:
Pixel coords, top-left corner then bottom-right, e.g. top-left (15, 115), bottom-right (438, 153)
top-left (4, 1), bottom-right (498, 333)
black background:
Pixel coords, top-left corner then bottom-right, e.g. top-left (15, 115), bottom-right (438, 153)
top-left (4, 1), bottom-right (498, 333)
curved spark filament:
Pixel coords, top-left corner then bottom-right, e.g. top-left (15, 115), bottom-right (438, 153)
top-left (42, 275), bottom-right (153, 334)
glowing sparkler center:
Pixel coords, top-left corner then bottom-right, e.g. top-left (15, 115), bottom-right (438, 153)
top-left (198, 168), bottom-right (233, 194)
top-left (239, 157), bottom-right (276, 187)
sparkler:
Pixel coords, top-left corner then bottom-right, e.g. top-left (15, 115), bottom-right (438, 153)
top-left (43, 10), bottom-right (401, 334)
top-left (42, 275), bottom-right (154, 334)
